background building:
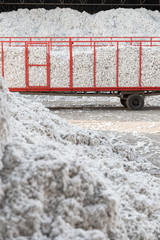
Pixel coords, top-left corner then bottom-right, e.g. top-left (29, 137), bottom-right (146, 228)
top-left (0, 0), bottom-right (160, 13)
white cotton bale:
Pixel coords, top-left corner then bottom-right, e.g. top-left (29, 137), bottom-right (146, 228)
top-left (141, 47), bottom-right (160, 87)
top-left (118, 45), bottom-right (139, 87)
top-left (29, 66), bottom-right (47, 86)
top-left (28, 46), bottom-right (47, 65)
top-left (0, 77), bottom-right (10, 162)
top-left (3, 47), bottom-right (25, 88)
top-left (96, 47), bottom-right (117, 87)
top-left (73, 48), bottom-right (94, 88)
top-left (2, 44), bottom-right (160, 90)
top-left (50, 47), bottom-right (70, 88)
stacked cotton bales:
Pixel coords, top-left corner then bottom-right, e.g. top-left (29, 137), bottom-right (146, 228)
top-left (50, 47), bottom-right (70, 88)
top-left (118, 45), bottom-right (140, 87)
top-left (73, 48), bottom-right (94, 88)
top-left (96, 46), bottom-right (117, 87)
top-left (1, 44), bottom-right (160, 89)
top-left (28, 46), bottom-right (47, 86)
top-left (141, 47), bottom-right (160, 87)
top-left (3, 47), bottom-right (25, 88)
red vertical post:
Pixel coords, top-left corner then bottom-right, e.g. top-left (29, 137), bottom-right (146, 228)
top-left (90, 37), bottom-right (92, 48)
top-left (47, 43), bottom-right (50, 88)
top-left (25, 42), bottom-right (29, 89)
top-left (50, 37), bottom-right (52, 51)
top-left (69, 38), bottom-right (73, 88)
top-left (45, 44), bottom-right (48, 87)
top-left (1, 42), bottom-right (4, 77)
top-left (116, 42), bottom-right (119, 88)
top-left (139, 42), bottom-right (142, 88)
top-left (94, 42), bottom-right (96, 88)
top-left (110, 37), bottom-right (113, 46)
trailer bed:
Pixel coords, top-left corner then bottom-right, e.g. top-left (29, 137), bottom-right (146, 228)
top-left (1, 37), bottom-right (160, 109)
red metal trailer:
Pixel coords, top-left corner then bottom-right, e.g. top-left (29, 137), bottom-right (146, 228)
top-left (1, 37), bottom-right (160, 110)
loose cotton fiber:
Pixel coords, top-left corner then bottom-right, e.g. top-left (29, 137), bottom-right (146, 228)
top-left (0, 77), bottom-right (10, 162)
top-left (0, 88), bottom-right (159, 240)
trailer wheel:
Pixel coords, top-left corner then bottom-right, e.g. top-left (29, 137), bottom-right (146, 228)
top-left (120, 99), bottom-right (127, 108)
top-left (126, 94), bottom-right (144, 110)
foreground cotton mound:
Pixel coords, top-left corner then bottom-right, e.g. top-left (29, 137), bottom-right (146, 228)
top-left (0, 77), bottom-right (10, 162)
top-left (0, 157), bottom-right (124, 240)
top-left (0, 77), bottom-right (10, 219)
top-left (0, 93), bottom-right (126, 240)
top-left (0, 87), bottom-right (159, 239)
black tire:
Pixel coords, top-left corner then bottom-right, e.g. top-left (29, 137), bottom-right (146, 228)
top-left (120, 98), bottom-right (127, 108)
top-left (126, 94), bottom-right (144, 110)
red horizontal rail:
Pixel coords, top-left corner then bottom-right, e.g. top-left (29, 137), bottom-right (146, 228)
top-left (1, 36), bottom-right (160, 39)
top-left (9, 87), bottom-right (160, 92)
top-left (0, 37), bottom-right (160, 42)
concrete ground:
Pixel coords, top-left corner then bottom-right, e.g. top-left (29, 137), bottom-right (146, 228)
top-left (48, 98), bottom-right (160, 177)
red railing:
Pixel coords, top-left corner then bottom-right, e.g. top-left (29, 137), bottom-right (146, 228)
top-left (0, 37), bottom-right (160, 92)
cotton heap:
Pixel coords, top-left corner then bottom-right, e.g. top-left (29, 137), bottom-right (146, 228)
top-left (0, 77), bottom-right (159, 239)
top-left (0, 76), bottom-right (10, 163)
top-left (0, 7), bottom-right (160, 37)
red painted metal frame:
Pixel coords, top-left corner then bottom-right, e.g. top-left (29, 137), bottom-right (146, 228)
top-left (0, 37), bottom-right (160, 92)
top-left (47, 43), bottom-right (50, 88)
top-left (116, 42), bottom-right (119, 88)
top-left (25, 42), bottom-right (49, 89)
top-left (139, 42), bottom-right (142, 88)
top-left (25, 42), bottom-right (29, 88)
top-left (1, 42), bottom-right (4, 77)
top-left (69, 38), bottom-right (73, 88)
top-left (93, 41), bottom-right (96, 88)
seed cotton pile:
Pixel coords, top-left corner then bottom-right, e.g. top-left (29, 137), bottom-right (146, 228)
top-left (1, 8), bottom-right (160, 37)
top-left (0, 77), bottom-right (10, 162)
top-left (0, 77), bottom-right (160, 239)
